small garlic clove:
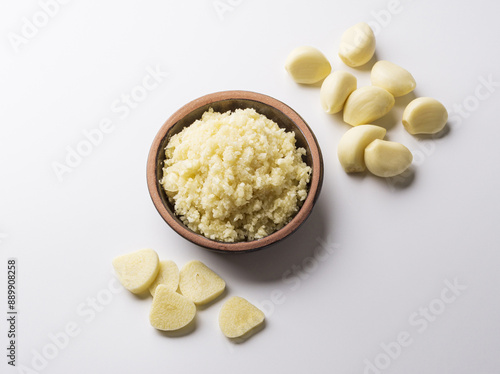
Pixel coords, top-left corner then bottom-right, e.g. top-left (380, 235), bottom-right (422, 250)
top-left (338, 22), bottom-right (376, 67)
top-left (320, 71), bottom-right (357, 114)
top-left (343, 86), bottom-right (395, 126)
top-left (371, 60), bottom-right (416, 97)
top-left (364, 139), bottom-right (413, 177)
top-left (402, 97), bottom-right (448, 134)
top-left (285, 46), bottom-right (332, 84)
top-left (337, 125), bottom-right (387, 173)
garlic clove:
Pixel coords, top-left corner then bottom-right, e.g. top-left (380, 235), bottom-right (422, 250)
top-left (285, 46), bottom-right (332, 84)
top-left (402, 97), bottom-right (448, 134)
top-left (338, 22), bottom-right (376, 67)
top-left (320, 71), bottom-right (357, 114)
top-left (337, 125), bottom-right (387, 173)
top-left (371, 60), bottom-right (416, 97)
top-left (364, 139), bottom-right (413, 177)
top-left (343, 86), bottom-right (395, 126)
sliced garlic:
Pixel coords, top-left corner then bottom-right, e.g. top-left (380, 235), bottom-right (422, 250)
top-left (149, 285), bottom-right (196, 331)
top-left (179, 260), bottom-right (225, 305)
top-left (112, 248), bottom-right (160, 294)
top-left (320, 71), bottom-right (357, 114)
top-left (285, 46), bottom-right (332, 84)
top-left (343, 86), bottom-right (395, 126)
top-left (402, 97), bottom-right (448, 134)
top-left (371, 60), bottom-right (416, 97)
top-left (364, 139), bottom-right (413, 177)
top-left (338, 22), bottom-right (376, 67)
top-left (337, 125), bottom-right (386, 173)
top-left (149, 260), bottom-right (179, 296)
top-left (219, 296), bottom-right (265, 339)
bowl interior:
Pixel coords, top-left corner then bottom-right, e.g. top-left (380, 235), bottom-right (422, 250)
top-left (154, 98), bottom-right (314, 234)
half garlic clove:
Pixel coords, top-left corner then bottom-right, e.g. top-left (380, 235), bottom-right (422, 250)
top-left (285, 46), bottom-right (332, 84)
top-left (219, 296), bottom-right (265, 339)
top-left (179, 260), bottom-right (225, 305)
top-left (371, 60), bottom-right (416, 97)
top-left (149, 285), bottom-right (196, 331)
top-left (337, 125), bottom-right (387, 173)
top-left (149, 260), bottom-right (180, 296)
top-left (343, 86), bottom-right (395, 126)
top-left (112, 248), bottom-right (160, 294)
top-left (364, 139), bottom-right (413, 177)
top-left (402, 97), bottom-right (448, 134)
top-left (338, 22), bottom-right (376, 67)
top-left (320, 71), bottom-right (357, 114)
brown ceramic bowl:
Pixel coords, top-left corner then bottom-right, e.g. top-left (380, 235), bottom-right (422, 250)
top-left (147, 91), bottom-right (323, 253)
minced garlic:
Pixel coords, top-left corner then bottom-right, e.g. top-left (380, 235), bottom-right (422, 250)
top-left (161, 108), bottom-right (311, 242)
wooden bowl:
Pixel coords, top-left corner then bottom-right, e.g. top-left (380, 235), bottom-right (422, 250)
top-left (147, 91), bottom-right (323, 253)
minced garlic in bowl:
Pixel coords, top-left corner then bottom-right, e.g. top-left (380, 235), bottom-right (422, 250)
top-left (160, 108), bottom-right (312, 242)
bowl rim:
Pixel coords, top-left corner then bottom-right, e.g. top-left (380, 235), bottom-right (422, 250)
top-left (146, 90), bottom-right (323, 253)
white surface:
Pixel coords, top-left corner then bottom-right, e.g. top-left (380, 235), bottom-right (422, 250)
top-left (1, 0), bottom-right (500, 373)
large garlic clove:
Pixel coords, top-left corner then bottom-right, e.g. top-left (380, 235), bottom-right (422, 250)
top-left (343, 86), bottom-right (395, 126)
top-left (338, 22), bottom-right (376, 67)
top-left (371, 60), bottom-right (416, 97)
top-left (402, 97), bottom-right (448, 134)
top-left (285, 46), bottom-right (332, 84)
top-left (337, 125), bottom-right (387, 173)
top-left (364, 139), bottom-right (413, 177)
top-left (320, 71), bottom-right (357, 114)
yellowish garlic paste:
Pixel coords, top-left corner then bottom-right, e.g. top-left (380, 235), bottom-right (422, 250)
top-left (161, 108), bottom-right (311, 242)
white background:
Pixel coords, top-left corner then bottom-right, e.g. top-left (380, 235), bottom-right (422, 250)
top-left (1, 0), bottom-right (500, 373)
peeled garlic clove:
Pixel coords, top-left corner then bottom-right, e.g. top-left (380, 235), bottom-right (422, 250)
top-left (371, 60), bottom-right (416, 97)
top-left (337, 125), bottom-right (386, 173)
top-left (285, 46), bottom-right (332, 84)
top-left (343, 86), bottom-right (395, 126)
top-left (402, 97), bottom-right (448, 134)
top-left (320, 71), bottom-right (357, 114)
top-left (338, 22), bottom-right (376, 67)
top-left (364, 139), bottom-right (413, 177)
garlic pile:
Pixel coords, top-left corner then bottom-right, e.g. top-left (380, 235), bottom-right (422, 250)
top-left (285, 22), bottom-right (448, 178)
